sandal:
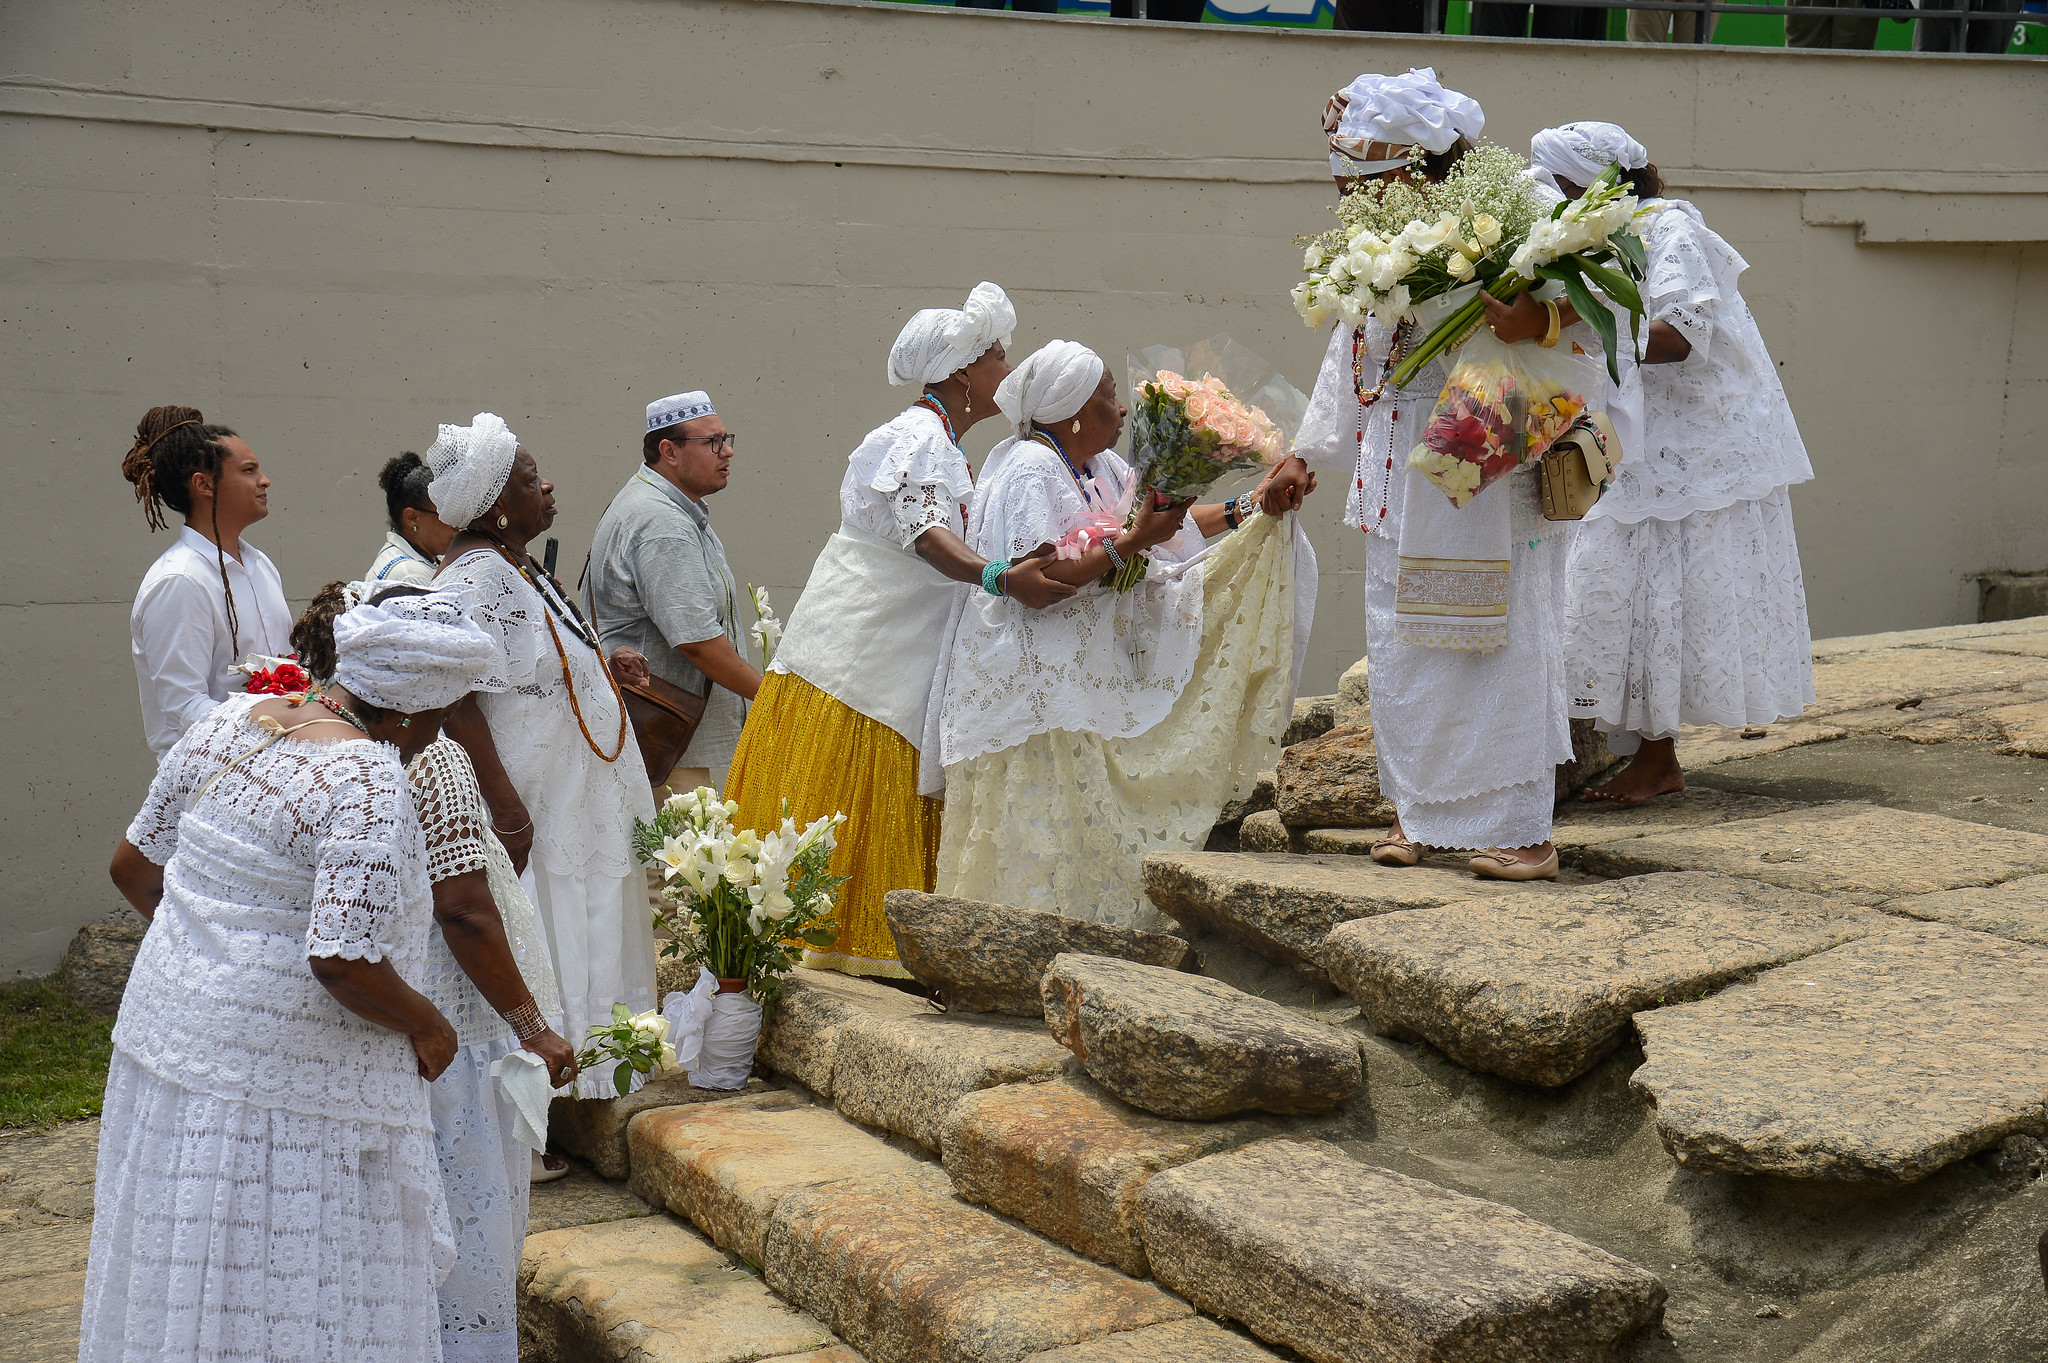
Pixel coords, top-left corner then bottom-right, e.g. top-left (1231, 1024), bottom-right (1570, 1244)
top-left (531, 1151), bottom-right (571, 1184)
top-left (1369, 830), bottom-right (1424, 867)
top-left (1468, 847), bottom-right (1559, 881)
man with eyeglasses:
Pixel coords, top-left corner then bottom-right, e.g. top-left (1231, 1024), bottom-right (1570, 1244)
top-left (587, 390), bottom-right (761, 794)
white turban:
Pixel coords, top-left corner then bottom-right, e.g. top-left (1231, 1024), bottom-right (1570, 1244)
top-left (425, 412), bottom-right (519, 531)
top-left (1529, 122), bottom-right (1648, 194)
top-left (331, 583), bottom-right (495, 714)
top-left (888, 282), bottom-right (1017, 388)
top-left (994, 339), bottom-right (1104, 441)
top-left (1324, 67), bottom-right (1484, 176)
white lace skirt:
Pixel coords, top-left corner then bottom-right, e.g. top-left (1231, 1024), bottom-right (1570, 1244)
top-left (1365, 508), bottom-right (1573, 852)
top-left (936, 513), bottom-right (1298, 928)
top-left (80, 1052), bottom-right (450, 1363)
top-left (430, 1035), bottom-right (536, 1363)
top-left (1565, 487), bottom-right (1815, 746)
top-left (524, 861), bottom-right (657, 1099)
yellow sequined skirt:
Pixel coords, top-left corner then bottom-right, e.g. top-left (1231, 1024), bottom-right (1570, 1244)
top-left (724, 671), bottom-right (935, 979)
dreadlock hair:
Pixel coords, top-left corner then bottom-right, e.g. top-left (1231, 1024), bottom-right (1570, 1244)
top-left (290, 580), bottom-right (428, 724)
top-left (121, 405), bottom-right (245, 658)
top-left (378, 452), bottom-right (435, 533)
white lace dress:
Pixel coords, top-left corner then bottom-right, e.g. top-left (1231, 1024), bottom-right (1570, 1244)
top-left (438, 548), bottom-right (657, 1098)
top-left (81, 695), bottom-right (451, 1363)
top-left (409, 738), bottom-right (563, 1363)
top-left (934, 441), bottom-right (1299, 927)
top-left (1296, 320), bottom-right (1573, 850)
top-left (1564, 201), bottom-right (1817, 748)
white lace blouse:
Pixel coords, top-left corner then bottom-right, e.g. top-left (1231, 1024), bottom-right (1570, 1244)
top-left (118, 694), bottom-right (436, 1130)
top-left (406, 737), bottom-right (563, 1049)
top-left (1590, 201), bottom-right (1814, 524)
top-left (838, 405), bottom-right (974, 547)
top-left (937, 440), bottom-right (1206, 770)
top-left (1293, 319), bottom-right (1451, 557)
top-left (437, 549), bottom-right (654, 880)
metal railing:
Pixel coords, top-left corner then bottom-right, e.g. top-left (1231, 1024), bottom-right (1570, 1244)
top-left (1407, 0), bottom-right (2017, 51)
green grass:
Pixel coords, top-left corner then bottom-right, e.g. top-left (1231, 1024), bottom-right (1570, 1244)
top-left (0, 978), bottom-right (114, 1128)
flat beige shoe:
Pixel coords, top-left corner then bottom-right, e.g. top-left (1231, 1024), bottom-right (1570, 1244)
top-left (1468, 847), bottom-right (1560, 881)
top-left (1370, 831), bottom-right (1424, 867)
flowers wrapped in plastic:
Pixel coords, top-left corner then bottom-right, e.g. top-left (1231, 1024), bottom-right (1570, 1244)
top-left (233, 653), bottom-right (311, 696)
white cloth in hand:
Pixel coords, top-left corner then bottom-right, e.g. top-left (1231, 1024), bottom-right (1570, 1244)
top-left (490, 1048), bottom-right (555, 1153)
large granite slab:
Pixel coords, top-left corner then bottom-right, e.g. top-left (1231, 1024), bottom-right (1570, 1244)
top-left (1810, 617), bottom-right (2048, 660)
top-left (1631, 922), bottom-right (2048, 1181)
top-left (1274, 724), bottom-right (1395, 829)
top-left (764, 1168), bottom-right (1190, 1363)
top-left (1805, 647), bottom-right (2048, 715)
top-left (1138, 1139), bottom-right (1665, 1363)
top-left (1022, 1318), bottom-right (1282, 1361)
top-left (1990, 697), bottom-right (2048, 756)
top-left (1549, 787), bottom-right (1801, 851)
top-left (550, 1073), bottom-right (774, 1181)
top-left (1672, 722), bottom-right (1846, 769)
top-left (1886, 874), bottom-right (2048, 946)
top-left (830, 1011), bottom-right (1071, 1153)
top-left (882, 890), bottom-right (1192, 1017)
top-left (755, 967), bottom-right (939, 1100)
top-left (940, 1077), bottom-right (1263, 1276)
top-left (1322, 873), bottom-right (1880, 1086)
top-left (1573, 804), bottom-right (2048, 903)
top-left (1041, 954), bottom-right (1361, 1120)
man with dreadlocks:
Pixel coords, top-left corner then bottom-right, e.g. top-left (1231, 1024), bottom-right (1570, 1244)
top-left (122, 404), bottom-right (294, 758)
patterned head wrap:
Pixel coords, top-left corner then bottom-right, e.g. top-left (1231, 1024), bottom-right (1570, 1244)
top-left (1324, 68), bottom-right (1485, 177)
top-left (994, 340), bottom-right (1104, 441)
top-left (424, 412), bottom-right (519, 530)
top-left (888, 282), bottom-right (1017, 387)
top-left (331, 584), bottom-right (494, 713)
top-left (1529, 121), bottom-right (1648, 194)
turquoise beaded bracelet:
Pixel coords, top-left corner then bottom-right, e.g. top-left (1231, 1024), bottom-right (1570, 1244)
top-left (981, 559), bottom-right (1010, 597)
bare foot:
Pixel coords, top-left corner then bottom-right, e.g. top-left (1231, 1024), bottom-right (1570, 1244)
top-left (1582, 737), bottom-right (1685, 807)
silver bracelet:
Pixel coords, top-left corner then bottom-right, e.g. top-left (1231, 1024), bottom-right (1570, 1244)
top-left (1237, 491), bottom-right (1259, 522)
top-left (1104, 538), bottom-right (1127, 577)
top-left (500, 997), bottom-right (549, 1041)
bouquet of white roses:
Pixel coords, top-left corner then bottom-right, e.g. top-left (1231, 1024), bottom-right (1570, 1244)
top-left (632, 786), bottom-right (846, 1017)
top-left (575, 1003), bottom-right (679, 1097)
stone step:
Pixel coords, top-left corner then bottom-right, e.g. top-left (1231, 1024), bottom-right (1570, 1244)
top-left (940, 1077), bottom-right (1266, 1277)
top-left (1572, 803), bottom-right (2048, 903)
top-left (627, 1091), bottom-right (923, 1267)
top-left (1320, 872), bottom-right (1880, 1086)
top-left (757, 967), bottom-right (941, 1100)
top-left (765, 1168), bottom-right (1193, 1363)
top-left (1806, 646), bottom-right (2048, 716)
top-left (519, 1212), bottom-right (860, 1363)
top-left (1021, 1318), bottom-right (1284, 1361)
top-left (882, 889), bottom-right (1194, 1018)
top-left (1673, 721), bottom-right (1847, 769)
top-left (1631, 921), bottom-right (2048, 1181)
top-left (1141, 851), bottom-right (1574, 977)
top-left (830, 1010), bottom-right (1072, 1154)
top-left (1042, 953), bottom-right (1362, 1120)
top-left (1275, 724), bottom-right (1394, 829)
top-left (1137, 1138), bottom-right (1666, 1363)
top-left (1887, 873), bottom-right (2048, 946)
top-left (550, 1073), bottom-right (774, 1181)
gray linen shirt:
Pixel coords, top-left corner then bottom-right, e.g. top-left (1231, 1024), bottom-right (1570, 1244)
top-left (587, 468), bottom-right (751, 772)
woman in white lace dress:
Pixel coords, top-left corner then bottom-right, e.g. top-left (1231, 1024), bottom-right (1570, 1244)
top-left (1270, 69), bottom-right (1572, 879)
top-left (87, 589), bottom-right (496, 1363)
top-left (1503, 123), bottom-right (1815, 805)
top-left (292, 580), bottom-right (576, 1363)
top-left (725, 282), bottom-right (1079, 979)
top-left (426, 413), bottom-right (659, 1098)
top-left (933, 341), bottom-right (1306, 928)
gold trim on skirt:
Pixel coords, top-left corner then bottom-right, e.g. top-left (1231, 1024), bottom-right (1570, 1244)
top-left (724, 671), bottom-right (934, 980)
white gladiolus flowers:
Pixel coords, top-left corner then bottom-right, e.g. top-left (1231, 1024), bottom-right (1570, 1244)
top-left (747, 584), bottom-right (784, 667)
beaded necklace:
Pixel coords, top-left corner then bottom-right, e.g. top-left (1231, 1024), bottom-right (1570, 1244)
top-left (916, 395), bottom-right (974, 529)
top-left (1352, 321), bottom-right (1409, 539)
top-left (316, 692), bottom-right (370, 734)
top-left (476, 533), bottom-right (628, 764)
top-left (1028, 427), bottom-right (1094, 503)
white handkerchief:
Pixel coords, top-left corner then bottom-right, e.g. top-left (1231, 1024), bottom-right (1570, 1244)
top-left (490, 1048), bottom-right (555, 1153)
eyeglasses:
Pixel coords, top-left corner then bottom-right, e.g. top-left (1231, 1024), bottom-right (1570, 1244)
top-left (674, 433), bottom-right (738, 454)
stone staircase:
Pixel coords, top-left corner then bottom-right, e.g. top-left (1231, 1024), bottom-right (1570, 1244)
top-left (520, 615), bottom-right (2048, 1363)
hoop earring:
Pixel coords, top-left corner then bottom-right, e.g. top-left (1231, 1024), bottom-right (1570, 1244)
top-left (1072, 419), bottom-right (1082, 434)
top-left (496, 514), bottom-right (510, 530)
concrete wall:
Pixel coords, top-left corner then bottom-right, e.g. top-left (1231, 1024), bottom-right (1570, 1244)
top-left (2, 0), bottom-right (2043, 975)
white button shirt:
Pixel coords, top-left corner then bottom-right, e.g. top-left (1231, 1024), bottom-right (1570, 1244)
top-left (131, 526), bottom-right (294, 756)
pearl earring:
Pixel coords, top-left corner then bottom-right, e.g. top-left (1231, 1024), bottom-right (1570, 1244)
top-left (1072, 419), bottom-right (1082, 434)
top-left (964, 393), bottom-right (972, 415)
top-left (496, 514), bottom-right (510, 529)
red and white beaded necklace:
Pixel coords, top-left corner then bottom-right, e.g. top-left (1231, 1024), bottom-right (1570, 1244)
top-left (1351, 320), bottom-right (1409, 538)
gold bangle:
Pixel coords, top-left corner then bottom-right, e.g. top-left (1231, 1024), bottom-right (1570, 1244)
top-left (1538, 298), bottom-right (1562, 349)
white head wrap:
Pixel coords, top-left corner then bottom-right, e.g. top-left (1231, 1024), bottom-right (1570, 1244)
top-left (993, 339), bottom-right (1104, 441)
top-left (1528, 121), bottom-right (1648, 194)
top-left (330, 583), bottom-right (495, 714)
top-left (424, 412), bottom-right (519, 531)
top-left (887, 282), bottom-right (1017, 388)
top-left (646, 391), bottom-right (716, 432)
top-left (1324, 68), bottom-right (1485, 177)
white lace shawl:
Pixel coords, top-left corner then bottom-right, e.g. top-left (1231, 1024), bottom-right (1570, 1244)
top-left (1589, 201), bottom-right (1814, 524)
top-left (117, 694), bottom-right (437, 1131)
top-left (438, 549), bottom-right (654, 879)
top-left (407, 737), bottom-right (563, 1048)
top-left (838, 406), bottom-right (974, 548)
top-left (936, 441), bottom-right (1206, 769)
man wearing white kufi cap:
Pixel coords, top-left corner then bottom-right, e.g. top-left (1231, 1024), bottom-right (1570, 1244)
top-left (1494, 122), bottom-right (1815, 807)
top-left (723, 282), bottom-right (1079, 980)
top-left (588, 388), bottom-right (757, 793)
